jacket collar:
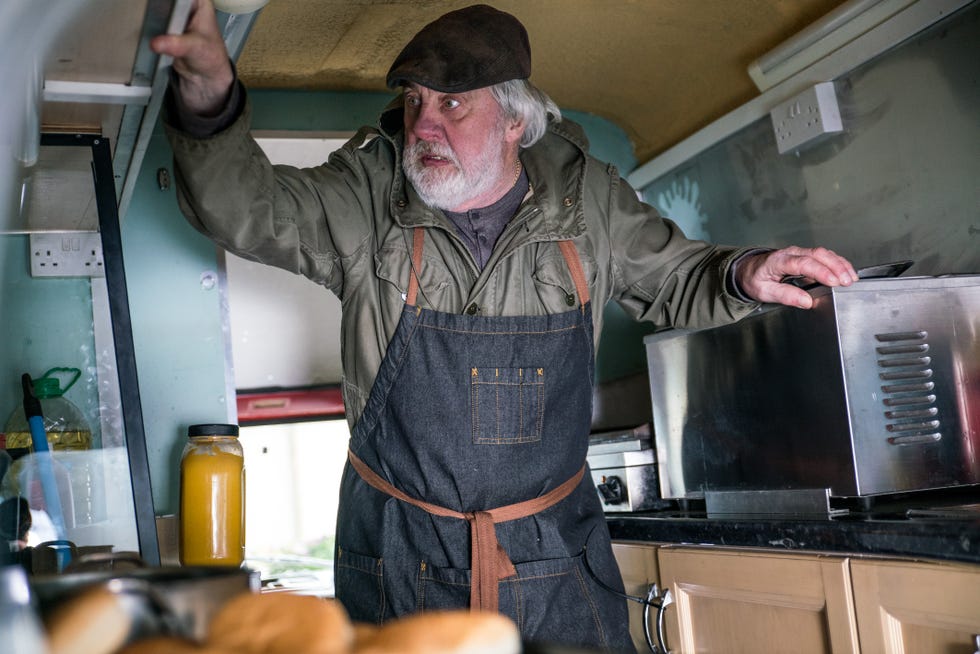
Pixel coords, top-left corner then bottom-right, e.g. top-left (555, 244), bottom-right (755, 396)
top-left (378, 100), bottom-right (590, 241)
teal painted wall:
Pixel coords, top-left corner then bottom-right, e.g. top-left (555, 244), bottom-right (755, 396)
top-left (0, 238), bottom-right (101, 444)
top-left (122, 131), bottom-right (234, 516)
top-left (124, 90), bottom-right (640, 515)
top-left (561, 112), bottom-right (653, 383)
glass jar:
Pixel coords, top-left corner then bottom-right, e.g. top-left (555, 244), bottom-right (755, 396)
top-left (179, 424), bottom-right (245, 567)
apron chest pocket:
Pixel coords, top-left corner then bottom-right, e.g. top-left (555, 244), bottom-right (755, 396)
top-left (470, 366), bottom-right (544, 444)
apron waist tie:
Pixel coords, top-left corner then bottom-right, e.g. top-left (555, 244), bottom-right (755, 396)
top-left (347, 449), bottom-right (585, 613)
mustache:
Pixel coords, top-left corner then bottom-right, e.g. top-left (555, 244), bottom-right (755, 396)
top-left (405, 140), bottom-right (459, 167)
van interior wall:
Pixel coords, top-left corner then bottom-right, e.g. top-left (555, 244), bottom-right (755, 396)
top-left (123, 91), bottom-right (639, 514)
top-left (638, 4), bottom-right (980, 277)
top-left (126, 3), bottom-right (978, 514)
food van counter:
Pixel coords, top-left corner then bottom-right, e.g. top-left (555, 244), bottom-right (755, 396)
top-left (606, 489), bottom-right (980, 564)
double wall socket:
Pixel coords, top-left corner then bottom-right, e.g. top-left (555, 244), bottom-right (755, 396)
top-left (770, 82), bottom-right (843, 154)
top-left (29, 231), bottom-right (105, 278)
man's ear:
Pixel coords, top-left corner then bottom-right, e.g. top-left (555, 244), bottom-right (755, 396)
top-left (504, 117), bottom-right (526, 145)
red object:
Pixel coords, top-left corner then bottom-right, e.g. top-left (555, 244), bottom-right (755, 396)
top-left (236, 387), bottom-right (345, 424)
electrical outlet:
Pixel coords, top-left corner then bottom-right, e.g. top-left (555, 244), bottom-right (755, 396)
top-left (29, 231), bottom-right (105, 278)
top-left (770, 82), bottom-right (843, 154)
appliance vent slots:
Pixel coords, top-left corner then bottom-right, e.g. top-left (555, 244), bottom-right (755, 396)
top-left (874, 330), bottom-right (942, 445)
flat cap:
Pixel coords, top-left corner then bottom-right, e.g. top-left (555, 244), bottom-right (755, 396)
top-left (386, 4), bottom-right (531, 93)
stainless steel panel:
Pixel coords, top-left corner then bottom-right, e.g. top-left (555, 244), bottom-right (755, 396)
top-left (588, 448), bottom-right (656, 471)
top-left (646, 275), bottom-right (980, 500)
top-left (588, 449), bottom-right (659, 513)
top-left (834, 276), bottom-right (980, 494)
top-left (704, 488), bottom-right (839, 517)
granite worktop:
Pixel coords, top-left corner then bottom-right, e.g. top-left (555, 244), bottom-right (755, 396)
top-left (606, 487), bottom-right (980, 565)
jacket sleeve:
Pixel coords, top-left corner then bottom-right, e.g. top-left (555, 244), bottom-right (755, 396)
top-left (163, 98), bottom-right (379, 297)
top-left (604, 167), bottom-right (760, 329)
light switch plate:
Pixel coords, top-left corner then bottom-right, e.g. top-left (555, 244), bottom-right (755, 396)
top-left (29, 231), bottom-right (105, 277)
top-left (770, 82), bottom-right (844, 154)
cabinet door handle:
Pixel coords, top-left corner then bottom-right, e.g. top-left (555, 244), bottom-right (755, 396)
top-left (656, 588), bottom-right (674, 654)
top-left (642, 583), bottom-right (674, 654)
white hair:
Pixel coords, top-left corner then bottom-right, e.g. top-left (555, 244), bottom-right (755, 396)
top-left (489, 79), bottom-right (562, 148)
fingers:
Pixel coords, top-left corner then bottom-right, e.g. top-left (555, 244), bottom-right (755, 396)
top-left (759, 281), bottom-right (816, 310)
top-left (766, 246), bottom-right (857, 288)
top-left (186, 0), bottom-right (221, 37)
top-left (785, 246), bottom-right (858, 287)
top-left (149, 33), bottom-right (190, 58)
top-left (150, 0), bottom-right (219, 59)
top-left (736, 246), bottom-right (858, 310)
top-left (150, 0), bottom-right (234, 113)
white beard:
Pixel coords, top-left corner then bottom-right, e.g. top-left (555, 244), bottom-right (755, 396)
top-left (402, 129), bottom-right (510, 211)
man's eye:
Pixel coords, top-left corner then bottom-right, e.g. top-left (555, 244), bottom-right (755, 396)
top-left (405, 95), bottom-right (421, 108)
top-left (443, 98), bottom-right (460, 109)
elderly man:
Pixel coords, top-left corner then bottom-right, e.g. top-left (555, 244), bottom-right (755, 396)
top-left (153, 2), bottom-right (855, 650)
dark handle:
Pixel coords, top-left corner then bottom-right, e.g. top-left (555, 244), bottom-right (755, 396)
top-left (597, 475), bottom-right (626, 505)
top-left (784, 259), bottom-right (914, 290)
top-left (22, 373), bottom-right (42, 418)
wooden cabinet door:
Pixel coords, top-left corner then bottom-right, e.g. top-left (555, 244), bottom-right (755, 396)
top-left (612, 541), bottom-right (662, 652)
top-left (851, 558), bottom-right (980, 654)
top-left (657, 547), bottom-right (859, 654)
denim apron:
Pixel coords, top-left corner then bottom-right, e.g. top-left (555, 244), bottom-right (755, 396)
top-left (335, 228), bottom-right (632, 651)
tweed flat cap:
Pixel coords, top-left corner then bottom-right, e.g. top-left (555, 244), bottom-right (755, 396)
top-left (386, 4), bottom-right (531, 93)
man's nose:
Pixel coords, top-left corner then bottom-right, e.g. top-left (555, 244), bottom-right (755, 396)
top-left (411, 102), bottom-right (444, 141)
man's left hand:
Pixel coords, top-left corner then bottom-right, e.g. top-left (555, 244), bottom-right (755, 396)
top-left (736, 246), bottom-right (858, 309)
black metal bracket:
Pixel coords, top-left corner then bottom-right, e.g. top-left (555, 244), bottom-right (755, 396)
top-left (39, 133), bottom-right (160, 566)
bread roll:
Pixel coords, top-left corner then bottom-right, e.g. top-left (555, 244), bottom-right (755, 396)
top-left (45, 587), bottom-right (131, 654)
top-left (354, 611), bottom-right (521, 654)
top-left (206, 592), bottom-right (354, 654)
top-left (116, 636), bottom-right (210, 654)
top-left (351, 622), bottom-right (379, 650)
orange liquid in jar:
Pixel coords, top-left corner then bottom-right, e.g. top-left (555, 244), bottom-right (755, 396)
top-left (179, 439), bottom-right (245, 566)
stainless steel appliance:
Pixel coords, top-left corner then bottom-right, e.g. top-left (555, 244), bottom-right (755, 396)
top-left (586, 424), bottom-right (662, 512)
top-left (644, 274), bottom-right (980, 506)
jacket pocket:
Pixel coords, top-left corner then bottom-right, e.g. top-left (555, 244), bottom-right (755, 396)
top-left (335, 548), bottom-right (386, 625)
top-left (375, 245), bottom-right (453, 302)
top-left (470, 366), bottom-right (544, 444)
top-left (532, 248), bottom-right (598, 307)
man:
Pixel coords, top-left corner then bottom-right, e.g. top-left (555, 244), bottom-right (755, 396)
top-left (153, 2), bottom-right (856, 650)
top-left (0, 497), bottom-right (31, 551)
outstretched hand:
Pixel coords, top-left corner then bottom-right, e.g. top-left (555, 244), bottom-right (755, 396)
top-left (735, 246), bottom-right (858, 309)
top-left (150, 0), bottom-right (234, 115)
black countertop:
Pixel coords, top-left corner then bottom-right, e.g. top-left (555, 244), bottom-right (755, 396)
top-left (606, 488), bottom-right (980, 565)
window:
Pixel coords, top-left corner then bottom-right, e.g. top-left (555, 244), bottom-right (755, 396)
top-left (240, 418), bottom-right (348, 595)
top-left (227, 134), bottom-right (353, 595)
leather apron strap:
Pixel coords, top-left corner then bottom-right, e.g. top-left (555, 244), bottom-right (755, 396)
top-left (405, 227), bottom-right (426, 307)
top-left (405, 227), bottom-right (590, 308)
top-left (348, 448), bottom-right (585, 613)
top-left (557, 240), bottom-right (590, 306)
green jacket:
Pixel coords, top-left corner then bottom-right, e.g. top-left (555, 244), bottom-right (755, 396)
top-left (165, 98), bottom-right (759, 424)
